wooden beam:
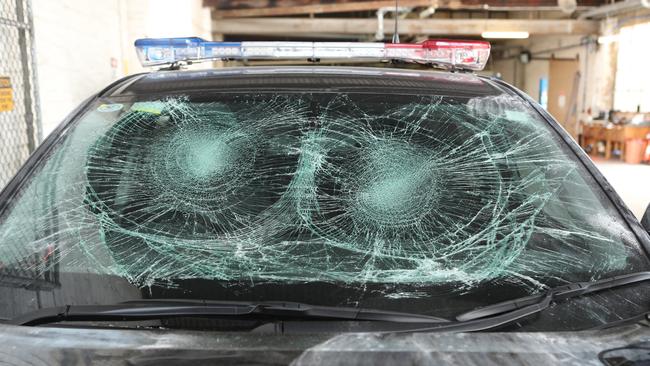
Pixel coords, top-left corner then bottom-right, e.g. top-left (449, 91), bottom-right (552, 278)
top-left (212, 18), bottom-right (599, 36)
top-left (211, 1), bottom-right (435, 18)
top-left (206, 0), bottom-right (317, 8)
top-left (205, 0), bottom-right (606, 17)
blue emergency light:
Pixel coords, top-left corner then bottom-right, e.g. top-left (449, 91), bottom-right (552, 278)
top-left (134, 37), bottom-right (490, 71)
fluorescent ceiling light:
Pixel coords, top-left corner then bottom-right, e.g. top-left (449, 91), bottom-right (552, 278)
top-left (597, 34), bottom-right (619, 44)
top-left (481, 31), bottom-right (530, 39)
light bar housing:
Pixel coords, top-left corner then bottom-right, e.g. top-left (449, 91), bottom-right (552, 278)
top-left (135, 37), bottom-right (490, 71)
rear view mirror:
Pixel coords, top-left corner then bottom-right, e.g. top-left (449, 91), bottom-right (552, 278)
top-left (642, 203), bottom-right (650, 234)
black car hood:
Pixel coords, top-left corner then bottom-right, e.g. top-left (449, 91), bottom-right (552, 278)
top-left (1, 323), bottom-right (649, 365)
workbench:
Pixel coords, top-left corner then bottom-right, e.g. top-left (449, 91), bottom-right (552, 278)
top-left (581, 123), bottom-right (650, 160)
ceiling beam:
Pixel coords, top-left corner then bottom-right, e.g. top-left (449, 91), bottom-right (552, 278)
top-left (211, 0), bottom-right (433, 18)
top-left (578, 0), bottom-right (650, 19)
top-left (212, 18), bottom-right (599, 36)
top-left (206, 0), bottom-right (604, 17)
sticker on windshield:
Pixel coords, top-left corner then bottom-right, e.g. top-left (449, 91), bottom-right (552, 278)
top-left (131, 101), bottom-right (165, 115)
top-left (97, 103), bottom-right (123, 113)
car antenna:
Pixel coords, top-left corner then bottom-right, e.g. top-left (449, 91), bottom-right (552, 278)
top-left (392, 0), bottom-right (400, 43)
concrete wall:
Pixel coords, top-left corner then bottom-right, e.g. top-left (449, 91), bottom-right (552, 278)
top-left (32, 0), bottom-right (212, 137)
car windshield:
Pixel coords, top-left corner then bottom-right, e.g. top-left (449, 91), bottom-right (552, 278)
top-left (0, 71), bottom-right (648, 330)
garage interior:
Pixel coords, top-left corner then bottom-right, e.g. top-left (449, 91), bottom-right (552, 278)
top-left (1, 0), bottom-right (650, 217)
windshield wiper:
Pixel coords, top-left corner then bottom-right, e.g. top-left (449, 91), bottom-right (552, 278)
top-left (8, 299), bottom-right (450, 327)
top-left (456, 271), bottom-right (650, 323)
top-left (10, 271), bottom-right (650, 331)
top-left (438, 271), bottom-right (650, 332)
top-left (355, 271), bottom-right (650, 333)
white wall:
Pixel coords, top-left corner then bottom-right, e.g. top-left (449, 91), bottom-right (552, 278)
top-left (32, 0), bottom-right (212, 136)
top-left (33, 0), bottom-right (123, 137)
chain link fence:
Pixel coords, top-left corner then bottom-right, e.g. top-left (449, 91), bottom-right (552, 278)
top-left (0, 0), bottom-right (40, 189)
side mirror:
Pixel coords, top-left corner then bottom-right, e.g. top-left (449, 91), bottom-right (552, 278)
top-left (642, 203), bottom-right (650, 234)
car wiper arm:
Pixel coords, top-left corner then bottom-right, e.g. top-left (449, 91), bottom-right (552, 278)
top-left (456, 271), bottom-right (650, 323)
top-left (12, 272), bottom-right (649, 330)
top-left (383, 271), bottom-right (650, 334)
top-left (9, 299), bottom-right (450, 327)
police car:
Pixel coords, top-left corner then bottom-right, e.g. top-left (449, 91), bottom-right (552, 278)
top-left (1, 37), bottom-right (650, 365)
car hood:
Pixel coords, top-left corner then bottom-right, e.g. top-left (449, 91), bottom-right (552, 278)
top-left (1, 323), bottom-right (649, 365)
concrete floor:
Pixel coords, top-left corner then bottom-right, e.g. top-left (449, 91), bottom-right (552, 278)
top-left (593, 160), bottom-right (650, 220)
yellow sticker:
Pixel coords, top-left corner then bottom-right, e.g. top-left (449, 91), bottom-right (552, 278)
top-left (0, 77), bottom-right (14, 112)
top-left (131, 101), bottom-right (165, 115)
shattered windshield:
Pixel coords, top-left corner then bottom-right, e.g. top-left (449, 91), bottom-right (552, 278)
top-left (0, 82), bottom-right (648, 326)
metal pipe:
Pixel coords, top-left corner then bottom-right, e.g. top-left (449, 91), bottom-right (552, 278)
top-left (375, 6), bottom-right (411, 41)
top-left (419, 6), bottom-right (436, 18)
top-left (578, 0), bottom-right (650, 19)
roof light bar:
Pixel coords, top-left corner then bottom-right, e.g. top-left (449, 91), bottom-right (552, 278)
top-left (134, 37), bottom-right (491, 71)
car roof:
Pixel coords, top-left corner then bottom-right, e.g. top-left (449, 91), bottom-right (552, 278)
top-left (105, 66), bottom-right (503, 98)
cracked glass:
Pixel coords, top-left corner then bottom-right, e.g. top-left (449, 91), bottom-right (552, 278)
top-left (0, 78), bottom-right (648, 325)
